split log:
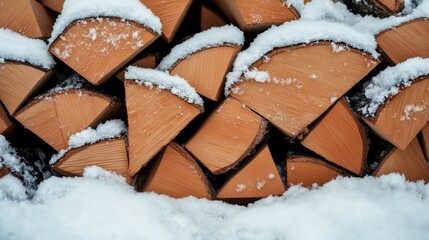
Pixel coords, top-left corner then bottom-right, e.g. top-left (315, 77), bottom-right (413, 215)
top-left (53, 137), bottom-right (130, 183)
top-left (50, 17), bottom-right (159, 85)
top-left (37, 0), bottom-right (63, 13)
top-left (115, 54), bottom-right (158, 82)
top-left (301, 97), bottom-right (368, 175)
top-left (286, 155), bottom-right (347, 188)
top-left (341, 0), bottom-right (404, 18)
top-left (212, 0), bottom-right (299, 31)
top-left (421, 123), bottom-right (429, 160)
top-left (0, 102), bottom-right (14, 136)
top-left (200, 5), bottom-right (229, 31)
top-left (186, 97), bottom-right (267, 174)
top-left (373, 137), bottom-right (429, 182)
top-left (377, 18), bottom-right (429, 64)
top-left (0, 166), bottom-right (11, 178)
top-left (15, 89), bottom-right (122, 151)
top-left (140, 142), bottom-right (214, 199)
top-left (216, 145), bottom-right (285, 202)
top-left (0, 0), bottom-right (55, 38)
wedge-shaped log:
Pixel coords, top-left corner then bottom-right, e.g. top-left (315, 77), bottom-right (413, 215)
top-left (15, 89), bottom-right (122, 151)
top-left (141, 143), bottom-right (213, 199)
top-left (301, 98), bottom-right (368, 175)
top-left (230, 42), bottom-right (379, 138)
top-left (374, 138), bottom-right (429, 182)
top-left (200, 5), bottom-right (229, 31)
top-left (217, 145), bottom-right (284, 202)
top-left (0, 0), bottom-right (55, 38)
top-left (50, 17), bottom-right (159, 85)
top-left (115, 54), bottom-right (158, 82)
top-left (0, 166), bottom-right (11, 178)
top-left (53, 138), bottom-right (130, 182)
top-left (421, 123), bottom-right (429, 160)
top-left (186, 98), bottom-right (267, 174)
top-left (286, 156), bottom-right (346, 188)
top-left (377, 18), bottom-right (429, 64)
top-left (342, 0), bottom-right (404, 18)
top-left (0, 103), bottom-right (14, 136)
top-left (212, 0), bottom-right (299, 31)
top-left (37, 0), bottom-right (63, 13)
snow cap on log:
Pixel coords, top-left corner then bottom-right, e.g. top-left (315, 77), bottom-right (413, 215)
top-left (157, 25), bottom-right (244, 71)
top-left (50, 119), bottom-right (127, 164)
top-left (225, 20), bottom-right (380, 95)
top-left (125, 67), bottom-right (204, 107)
top-left (48, 0), bottom-right (162, 45)
top-left (0, 28), bottom-right (55, 70)
top-left (357, 57), bottom-right (429, 118)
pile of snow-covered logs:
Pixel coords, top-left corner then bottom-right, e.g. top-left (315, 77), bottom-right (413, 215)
top-left (0, 0), bottom-right (429, 203)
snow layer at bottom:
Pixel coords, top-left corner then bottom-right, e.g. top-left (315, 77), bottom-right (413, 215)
top-left (0, 167), bottom-right (428, 240)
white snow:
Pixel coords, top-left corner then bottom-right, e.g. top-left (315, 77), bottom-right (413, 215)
top-left (0, 28), bottom-right (55, 70)
top-left (48, 0), bottom-right (162, 45)
top-left (1, 170), bottom-right (429, 240)
top-left (125, 67), bottom-right (204, 107)
top-left (49, 119), bottom-right (127, 165)
top-left (48, 74), bottom-right (87, 93)
top-left (224, 20), bottom-right (379, 95)
top-left (358, 57), bottom-right (429, 117)
top-left (0, 175), bottom-right (27, 202)
top-left (157, 25), bottom-right (244, 71)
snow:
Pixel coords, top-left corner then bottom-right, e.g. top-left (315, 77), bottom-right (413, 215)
top-left (357, 57), bottom-right (429, 117)
top-left (48, 74), bottom-right (88, 93)
top-left (157, 25), bottom-right (244, 71)
top-left (48, 0), bottom-right (162, 45)
top-left (224, 20), bottom-right (379, 95)
top-left (0, 28), bottom-right (55, 70)
top-left (49, 119), bottom-right (127, 165)
top-left (1, 169), bottom-right (429, 240)
top-left (125, 67), bottom-right (204, 107)
top-left (0, 175), bottom-right (27, 202)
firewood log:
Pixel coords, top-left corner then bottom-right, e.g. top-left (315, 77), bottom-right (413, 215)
top-left (37, 0), bottom-right (63, 13)
top-left (341, 0), bottom-right (404, 18)
top-left (0, 102), bottom-right (14, 136)
top-left (115, 54), bottom-right (158, 82)
top-left (0, 166), bottom-right (11, 178)
top-left (421, 123), bottom-right (429, 160)
top-left (200, 5), bottom-right (229, 31)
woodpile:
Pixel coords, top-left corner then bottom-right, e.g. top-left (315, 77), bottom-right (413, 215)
top-left (1, 0), bottom-right (429, 204)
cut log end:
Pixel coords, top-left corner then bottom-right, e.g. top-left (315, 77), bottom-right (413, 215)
top-left (421, 123), bottom-right (429, 160)
top-left (0, 103), bottom-right (14, 136)
top-left (115, 54), bottom-right (158, 82)
top-left (200, 5), bottom-right (229, 31)
top-left (0, 166), bottom-right (11, 178)
top-left (38, 0), bottom-right (64, 13)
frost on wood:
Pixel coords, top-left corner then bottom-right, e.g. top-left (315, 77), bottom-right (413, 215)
top-left (157, 25), bottom-right (244, 71)
top-left (50, 119), bottom-right (127, 164)
top-left (48, 0), bottom-right (162, 45)
top-left (125, 67), bottom-right (204, 107)
top-left (48, 74), bottom-right (90, 94)
top-left (0, 28), bottom-right (54, 70)
top-left (355, 57), bottom-right (429, 118)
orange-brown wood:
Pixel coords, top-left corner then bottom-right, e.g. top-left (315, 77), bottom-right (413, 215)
top-left (142, 0), bottom-right (193, 42)
top-left (286, 156), bottom-right (346, 188)
top-left (374, 137), bottom-right (429, 182)
top-left (142, 142), bottom-right (213, 199)
top-left (50, 17), bottom-right (159, 85)
top-left (364, 77), bottom-right (429, 150)
top-left (0, 103), bottom-right (13, 136)
top-left (213, 0), bottom-right (299, 31)
top-left (217, 145), bottom-right (284, 200)
top-left (301, 98), bottom-right (368, 175)
top-left (115, 54), bottom-right (157, 82)
top-left (125, 81), bottom-right (202, 177)
top-left (377, 18), bottom-right (429, 64)
top-left (200, 5), bottom-right (229, 31)
top-left (377, 0), bottom-right (403, 13)
top-left (169, 45), bottom-right (242, 101)
top-left (186, 98), bottom-right (267, 174)
top-left (0, 0), bottom-right (55, 38)
top-left (231, 42), bottom-right (379, 138)
top-left (0, 62), bottom-right (53, 115)
top-left (37, 0), bottom-right (64, 13)
top-left (15, 89), bottom-right (122, 151)
top-left (421, 123), bottom-right (429, 160)
top-left (53, 138), bottom-right (130, 183)
top-left (0, 165), bottom-right (11, 178)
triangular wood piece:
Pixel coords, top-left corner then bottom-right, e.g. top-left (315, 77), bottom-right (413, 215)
top-left (142, 142), bottom-right (213, 199)
top-left (286, 156), bottom-right (347, 188)
top-left (0, 166), bottom-right (11, 178)
top-left (231, 42), bottom-right (379, 138)
top-left (217, 145), bottom-right (285, 201)
top-left (200, 5), bottom-right (229, 31)
top-left (0, 62), bottom-right (53, 115)
top-left (301, 97), bottom-right (368, 175)
top-left (125, 81), bottom-right (202, 176)
top-left (377, 18), bottom-right (429, 64)
top-left (364, 76), bottom-right (429, 150)
top-left (421, 123), bottom-right (429, 160)
top-left (374, 137), bottom-right (429, 182)
top-left (186, 97), bottom-right (267, 174)
top-left (115, 54), bottom-right (158, 82)
top-left (212, 0), bottom-right (299, 31)
top-left (168, 45), bottom-right (242, 101)
top-left (50, 17), bottom-right (159, 85)
top-left (0, 0), bottom-right (55, 38)
top-left (142, 0), bottom-right (193, 42)
top-left (15, 89), bottom-right (122, 151)
top-left (37, 0), bottom-right (64, 13)
top-left (0, 102), bottom-right (14, 136)
top-left (53, 138), bottom-right (130, 183)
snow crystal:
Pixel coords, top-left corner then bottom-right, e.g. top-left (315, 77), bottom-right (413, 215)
top-left (244, 68), bottom-right (271, 83)
top-left (357, 57), bottom-right (429, 117)
top-left (224, 20), bottom-right (379, 95)
top-left (400, 104), bottom-right (426, 121)
top-left (268, 173), bottom-right (276, 180)
top-left (235, 183), bottom-right (246, 192)
top-left (48, 0), bottom-right (162, 45)
top-left (48, 74), bottom-right (88, 93)
top-left (0, 28), bottom-right (55, 70)
top-left (49, 119), bottom-right (127, 164)
top-left (125, 67), bottom-right (204, 107)
top-left (157, 25), bottom-right (244, 71)
top-left (0, 175), bottom-right (27, 201)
